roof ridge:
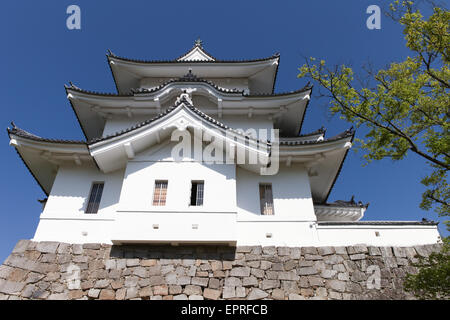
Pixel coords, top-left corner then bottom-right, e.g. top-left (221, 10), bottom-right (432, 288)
top-left (175, 39), bottom-right (218, 61)
top-left (107, 51), bottom-right (280, 64)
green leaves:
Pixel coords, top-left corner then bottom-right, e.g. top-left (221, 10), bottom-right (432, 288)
top-left (404, 238), bottom-right (450, 300)
top-left (297, 1), bottom-right (449, 218)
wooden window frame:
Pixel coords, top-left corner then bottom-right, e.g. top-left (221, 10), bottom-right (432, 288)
top-left (152, 180), bottom-right (168, 206)
top-left (189, 181), bottom-right (204, 206)
top-left (259, 183), bottom-right (274, 215)
top-left (85, 182), bottom-right (104, 214)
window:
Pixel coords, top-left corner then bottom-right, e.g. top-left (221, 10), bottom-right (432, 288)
top-left (85, 182), bottom-right (104, 214)
top-left (190, 181), bottom-right (204, 206)
top-left (153, 180), bottom-right (168, 206)
top-left (259, 183), bottom-right (274, 215)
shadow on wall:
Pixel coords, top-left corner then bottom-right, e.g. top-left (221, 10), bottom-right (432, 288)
top-left (110, 244), bottom-right (237, 261)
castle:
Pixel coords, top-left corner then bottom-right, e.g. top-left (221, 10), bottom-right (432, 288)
top-left (8, 40), bottom-right (440, 247)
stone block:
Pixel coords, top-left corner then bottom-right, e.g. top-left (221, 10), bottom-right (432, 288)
top-left (191, 277), bottom-right (209, 287)
top-left (288, 293), bottom-right (305, 300)
top-left (318, 247), bottom-right (335, 256)
top-left (153, 285), bottom-right (168, 296)
top-left (262, 246), bottom-right (276, 255)
top-left (298, 267), bottom-right (318, 275)
top-left (222, 286), bottom-right (236, 299)
top-left (326, 280), bottom-right (346, 293)
top-left (0, 280), bottom-right (25, 295)
top-left (176, 276), bottom-right (191, 286)
top-left (99, 289), bottom-right (115, 300)
top-left (36, 242), bottom-right (59, 254)
top-left (260, 261), bottom-right (272, 270)
top-left (321, 269), bottom-right (337, 279)
top-left (271, 288), bottom-right (285, 300)
top-left (261, 279), bottom-right (279, 290)
top-left (278, 270), bottom-right (299, 281)
top-left (203, 288), bottom-right (221, 300)
top-left (184, 285), bottom-right (202, 296)
top-left (12, 240), bottom-right (30, 254)
top-left (224, 277), bottom-right (241, 287)
top-left (230, 267), bottom-right (250, 277)
top-left (247, 288), bottom-right (268, 300)
top-left (88, 288), bottom-right (100, 299)
top-left (242, 276), bottom-right (258, 287)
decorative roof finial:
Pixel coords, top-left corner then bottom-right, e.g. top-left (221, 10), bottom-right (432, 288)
top-left (194, 38), bottom-right (203, 48)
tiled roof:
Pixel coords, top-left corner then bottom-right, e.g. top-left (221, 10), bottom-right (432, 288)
top-left (298, 127), bottom-right (326, 137)
top-left (315, 196), bottom-right (369, 209)
top-left (107, 50), bottom-right (280, 64)
top-left (65, 73), bottom-right (312, 98)
top-left (279, 127), bottom-right (354, 146)
top-left (7, 123), bottom-right (86, 145)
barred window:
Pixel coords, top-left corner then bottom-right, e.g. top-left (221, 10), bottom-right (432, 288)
top-left (85, 182), bottom-right (104, 214)
top-left (153, 180), bottom-right (168, 206)
top-left (190, 181), bottom-right (204, 206)
top-left (259, 183), bottom-right (274, 215)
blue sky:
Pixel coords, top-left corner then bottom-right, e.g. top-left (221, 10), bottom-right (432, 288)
top-left (0, 0), bottom-right (446, 262)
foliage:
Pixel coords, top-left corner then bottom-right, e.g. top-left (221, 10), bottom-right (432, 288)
top-left (404, 237), bottom-right (450, 299)
top-left (298, 1), bottom-right (449, 223)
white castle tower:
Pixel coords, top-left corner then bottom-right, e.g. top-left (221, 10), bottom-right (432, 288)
top-left (8, 40), bottom-right (440, 247)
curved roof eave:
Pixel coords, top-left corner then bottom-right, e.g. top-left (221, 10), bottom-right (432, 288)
top-left (322, 129), bottom-right (356, 203)
top-left (107, 51), bottom-right (280, 65)
top-left (7, 127), bottom-right (90, 196)
top-left (65, 79), bottom-right (310, 100)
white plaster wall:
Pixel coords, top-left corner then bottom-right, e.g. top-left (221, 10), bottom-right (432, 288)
top-left (316, 225), bottom-right (442, 246)
top-left (112, 212), bottom-right (236, 244)
top-left (33, 219), bottom-right (114, 244)
top-left (118, 141), bottom-right (237, 213)
top-left (236, 164), bottom-right (316, 221)
top-left (237, 222), bottom-right (317, 246)
top-left (30, 141), bottom-right (442, 247)
top-left (33, 164), bottom-right (124, 243)
top-left (41, 165), bottom-right (125, 218)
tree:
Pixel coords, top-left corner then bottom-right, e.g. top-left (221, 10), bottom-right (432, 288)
top-left (404, 238), bottom-right (450, 299)
top-left (298, 1), bottom-right (449, 224)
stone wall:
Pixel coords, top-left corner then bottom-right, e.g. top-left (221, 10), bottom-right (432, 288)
top-left (0, 240), bottom-right (442, 300)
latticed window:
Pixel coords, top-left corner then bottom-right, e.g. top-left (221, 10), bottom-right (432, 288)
top-left (259, 183), bottom-right (274, 215)
top-left (85, 182), bottom-right (104, 214)
top-left (153, 180), bottom-right (168, 206)
top-left (190, 181), bottom-right (204, 206)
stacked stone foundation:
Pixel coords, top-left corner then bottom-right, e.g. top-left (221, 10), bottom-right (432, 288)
top-left (0, 240), bottom-right (442, 300)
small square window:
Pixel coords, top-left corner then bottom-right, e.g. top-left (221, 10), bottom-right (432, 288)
top-left (259, 183), bottom-right (274, 215)
top-left (85, 182), bottom-right (104, 214)
top-left (190, 181), bottom-right (204, 206)
top-left (153, 180), bottom-right (168, 206)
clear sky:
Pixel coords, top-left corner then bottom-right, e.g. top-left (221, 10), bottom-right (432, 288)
top-left (0, 0), bottom-right (447, 262)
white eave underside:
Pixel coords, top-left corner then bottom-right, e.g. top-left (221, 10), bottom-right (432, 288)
top-left (8, 135), bottom-right (92, 195)
top-left (67, 86), bottom-right (311, 141)
top-left (314, 205), bottom-right (366, 222)
top-left (108, 56), bottom-right (279, 95)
